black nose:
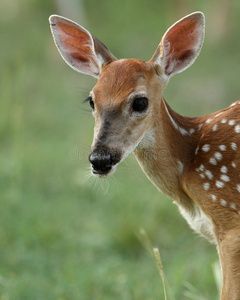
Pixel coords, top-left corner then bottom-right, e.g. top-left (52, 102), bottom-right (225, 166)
top-left (89, 149), bottom-right (121, 174)
top-left (89, 152), bottom-right (112, 173)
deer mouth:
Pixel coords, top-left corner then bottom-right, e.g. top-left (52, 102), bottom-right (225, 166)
top-left (91, 165), bottom-right (116, 178)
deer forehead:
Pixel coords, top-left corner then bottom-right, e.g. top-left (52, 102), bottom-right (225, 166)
top-left (92, 59), bottom-right (159, 106)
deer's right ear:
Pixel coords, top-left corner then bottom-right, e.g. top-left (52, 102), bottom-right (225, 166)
top-left (49, 15), bottom-right (116, 78)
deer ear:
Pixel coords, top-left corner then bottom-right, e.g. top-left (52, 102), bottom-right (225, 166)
top-left (49, 15), bottom-right (116, 78)
top-left (150, 12), bottom-right (205, 78)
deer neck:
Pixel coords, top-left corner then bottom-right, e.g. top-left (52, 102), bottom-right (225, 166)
top-left (134, 98), bottom-right (198, 209)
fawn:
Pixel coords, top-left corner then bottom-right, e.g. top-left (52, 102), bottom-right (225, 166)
top-left (49, 12), bottom-right (240, 299)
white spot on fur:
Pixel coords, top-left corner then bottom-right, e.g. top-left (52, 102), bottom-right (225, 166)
top-left (202, 144), bottom-right (210, 152)
top-left (198, 124), bottom-right (203, 131)
top-left (214, 152), bottom-right (222, 161)
top-left (209, 158), bottom-right (217, 165)
top-left (220, 174), bottom-right (230, 182)
top-left (200, 173), bottom-right (205, 179)
top-left (230, 102), bottom-right (237, 107)
top-left (237, 184), bottom-right (240, 193)
top-left (232, 162), bottom-right (236, 168)
top-left (220, 199), bottom-right (227, 207)
top-left (219, 145), bottom-right (226, 151)
top-left (177, 160), bottom-right (184, 174)
top-left (229, 120), bottom-right (236, 126)
top-left (231, 142), bottom-right (237, 151)
top-left (180, 127), bottom-right (189, 136)
top-left (203, 182), bottom-right (210, 191)
top-left (189, 128), bottom-right (195, 134)
top-left (212, 124), bottom-right (218, 131)
top-left (235, 125), bottom-right (240, 133)
top-left (230, 203), bottom-right (237, 210)
top-left (216, 181), bottom-right (224, 188)
top-left (195, 146), bottom-right (199, 155)
top-left (205, 170), bottom-right (213, 180)
top-left (221, 118), bottom-right (227, 124)
top-left (210, 194), bottom-right (217, 201)
top-left (221, 166), bottom-right (228, 173)
top-left (196, 164), bottom-right (205, 172)
top-left (206, 118), bottom-right (212, 124)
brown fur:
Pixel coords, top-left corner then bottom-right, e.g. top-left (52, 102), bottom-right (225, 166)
top-left (93, 58), bottom-right (240, 298)
top-left (49, 12), bottom-right (238, 299)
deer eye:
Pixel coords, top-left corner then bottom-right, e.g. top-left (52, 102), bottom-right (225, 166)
top-left (89, 97), bottom-right (94, 109)
top-left (132, 97), bottom-right (148, 112)
top-left (84, 96), bottom-right (94, 110)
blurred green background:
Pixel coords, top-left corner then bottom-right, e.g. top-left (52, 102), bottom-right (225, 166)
top-left (1, 0), bottom-right (240, 299)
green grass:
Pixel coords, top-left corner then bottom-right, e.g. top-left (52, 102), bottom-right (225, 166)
top-left (2, 0), bottom-right (240, 299)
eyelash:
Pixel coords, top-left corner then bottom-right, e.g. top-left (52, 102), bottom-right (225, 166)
top-left (84, 96), bottom-right (94, 109)
top-left (83, 96), bottom-right (92, 103)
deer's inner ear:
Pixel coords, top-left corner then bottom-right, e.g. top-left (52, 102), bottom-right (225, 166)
top-left (49, 15), bottom-right (116, 78)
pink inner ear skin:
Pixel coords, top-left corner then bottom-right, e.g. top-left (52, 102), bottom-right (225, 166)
top-left (57, 22), bottom-right (99, 70)
top-left (58, 22), bottom-right (90, 41)
top-left (161, 15), bottom-right (203, 76)
top-left (58, 22), bottom-right (93, 55)
top-left (165, 17), bottom-right (201, 55)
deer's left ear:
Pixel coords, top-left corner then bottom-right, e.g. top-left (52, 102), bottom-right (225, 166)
top-left (150, 12), bottom-right (205, 78)
top-left (49, 15), bottom-right (116, 78)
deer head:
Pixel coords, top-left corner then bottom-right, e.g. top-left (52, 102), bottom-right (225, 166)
top-left (49, 12), bottom-right (205, 177)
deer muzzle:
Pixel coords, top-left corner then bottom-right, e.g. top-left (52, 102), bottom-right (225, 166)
top-left (89, 147), bottom-right (122, 177)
